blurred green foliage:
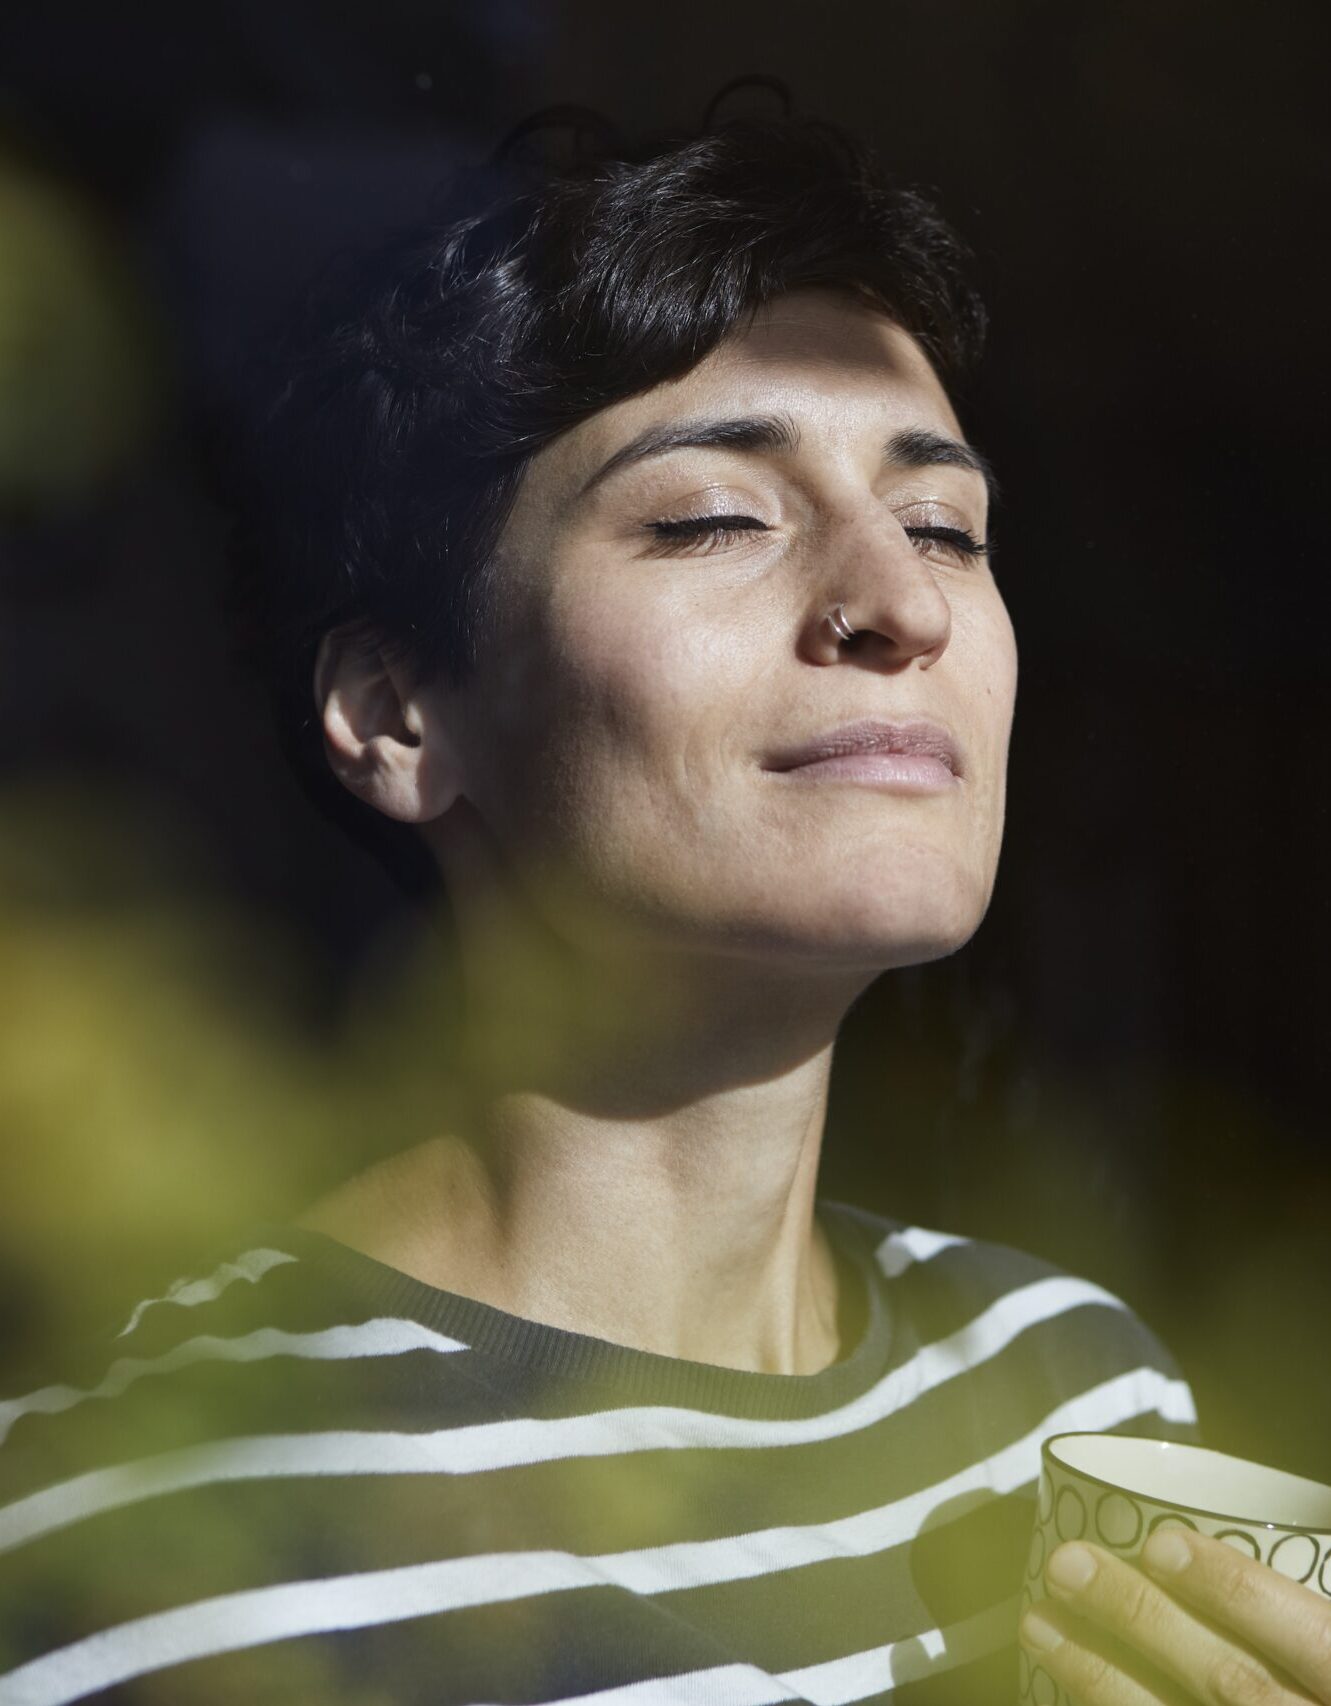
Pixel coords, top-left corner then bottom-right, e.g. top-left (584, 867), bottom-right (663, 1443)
top-left (0, 149), bottom-right (165, 517)
top-left (0, 783), bottom-right (320, 1358)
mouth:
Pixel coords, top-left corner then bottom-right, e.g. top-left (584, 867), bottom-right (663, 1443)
top-left (763, 718), bottom-right (962, 790)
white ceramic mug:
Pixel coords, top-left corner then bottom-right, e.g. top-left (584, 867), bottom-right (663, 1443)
top-left (1019, 1433), bottom-right (1331, 1706)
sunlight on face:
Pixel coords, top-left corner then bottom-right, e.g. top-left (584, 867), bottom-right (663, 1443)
top-left (432, 288), bottom-right (1018, 974)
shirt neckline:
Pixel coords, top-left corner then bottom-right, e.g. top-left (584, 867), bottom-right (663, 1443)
top-left (260, 1199), bottom-right (898, 1422)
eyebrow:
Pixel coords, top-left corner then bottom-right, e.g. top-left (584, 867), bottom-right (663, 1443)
top-left (889, 426), bottom-right (1000, 504)
top-left (578, 412), bottom-right (998, 505)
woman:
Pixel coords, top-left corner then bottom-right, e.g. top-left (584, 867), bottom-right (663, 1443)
top-left (3, 112), bottom-right (1327, 1706)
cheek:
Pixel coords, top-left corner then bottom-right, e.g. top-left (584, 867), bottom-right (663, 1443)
top-left (993, 599), bottom-right (1020, 709)
top-left (552, 571), bottom-right (756, 748)
top-left (955, 595), bottom-right (1019, 747)
top-left (497, 584), bottom-right (741, 844)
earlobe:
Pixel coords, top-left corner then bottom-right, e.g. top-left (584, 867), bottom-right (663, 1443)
top-left (314, 629), bottom-right (461, 824)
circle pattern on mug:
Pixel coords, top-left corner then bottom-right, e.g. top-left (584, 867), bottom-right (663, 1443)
top-left (1148, 1511), bottom-right (1198, 1536)
top-left (1055, 1484), bottom-right (1087, 1542)
top-left (1095, 1490), bottom-right (1143, 1550)
top-left (1267, 1533), bottom-right (1318, 1584)
top-left (1023, 1448), bottom-right (1331, 1700)
top-left (1215, 1529), bottom-right (1261, 1561)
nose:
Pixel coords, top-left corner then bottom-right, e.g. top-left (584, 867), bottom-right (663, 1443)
top-left (802, 510), bottom-right (953, 671)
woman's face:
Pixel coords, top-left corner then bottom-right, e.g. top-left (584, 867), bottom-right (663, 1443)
top-left (431, 287), bottom-right (1018, 974)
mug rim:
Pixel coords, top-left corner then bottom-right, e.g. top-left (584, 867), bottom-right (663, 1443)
top-left (1042, 1432), bottom-right (1331, 1536)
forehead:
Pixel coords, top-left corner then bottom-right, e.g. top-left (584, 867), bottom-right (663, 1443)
top-left (692, 288), bottom-right (959, 424)
top-left (551, 288), bottom-right (965, 493)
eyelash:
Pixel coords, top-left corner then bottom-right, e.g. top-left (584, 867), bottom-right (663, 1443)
top-left (644, 514), bottom-right (992, 563)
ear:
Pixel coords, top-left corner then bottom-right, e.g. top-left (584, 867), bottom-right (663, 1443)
top-left (314, 628), bottom-right (462, 823)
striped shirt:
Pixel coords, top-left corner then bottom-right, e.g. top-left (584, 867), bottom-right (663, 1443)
top-left (0, 1202), bottom-right (1199, 1705)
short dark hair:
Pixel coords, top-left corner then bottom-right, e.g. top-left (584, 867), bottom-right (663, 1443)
top-left (222, 109), bottom-right (986, 901)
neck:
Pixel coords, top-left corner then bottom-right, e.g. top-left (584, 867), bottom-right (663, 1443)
top-left (302, 882), bottom-right (877, 1375)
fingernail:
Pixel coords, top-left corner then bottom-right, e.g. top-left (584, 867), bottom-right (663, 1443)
top-left (1047, 1543), bottom-right (1097, 1593)
top-left (1143, 1529), bottom-right (1192, 1574)
top-left (1022, 1610), bottom-right (1065, 1653)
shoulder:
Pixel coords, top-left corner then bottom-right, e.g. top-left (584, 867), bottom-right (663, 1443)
top-left (1, 1229), bottom-right (496, 1491)
top-left (0, 1230), bottom-right (507, 1683)
top-left (2, 1239), bottom-right (295, 1458)
top-left (3, 1237), bottom-right (319, 1459)
top-left (828, 1201), bottom-right (1201, 1445)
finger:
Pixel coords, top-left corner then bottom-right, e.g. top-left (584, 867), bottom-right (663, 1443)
top-left (1020, 1599), bottom-right (1193, 1705)
top-left (1039, 1541), bottom-right (1318, 1706)
top-left (1140, 1528), bottom-right (1331, 1702)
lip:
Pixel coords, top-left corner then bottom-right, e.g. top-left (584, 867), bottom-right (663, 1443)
top-left (764, 718), bottom-right (963, 781)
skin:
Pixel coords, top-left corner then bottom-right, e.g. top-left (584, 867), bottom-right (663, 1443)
top-left (308, 285), bottom-right (1331, 1698)
top-left (308, 286), bottom-right (1014, 1374)
top-left (1023, 1530), bottom-right (1331, 1705)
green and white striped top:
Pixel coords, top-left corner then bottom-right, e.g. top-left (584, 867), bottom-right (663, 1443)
top-left (0, 1202), bottom-right (1198, 1705)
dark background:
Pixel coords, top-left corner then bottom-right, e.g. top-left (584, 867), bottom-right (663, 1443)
top-left (0, 3), bottom-right (1326, 1479)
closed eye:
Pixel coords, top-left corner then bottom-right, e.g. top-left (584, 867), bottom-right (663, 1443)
top-left (642, 516), bottom-right (992, 564)
top-left (904, 524), bottom-right (992, 564)
top-left (643, 514), bottom-right (770, 555)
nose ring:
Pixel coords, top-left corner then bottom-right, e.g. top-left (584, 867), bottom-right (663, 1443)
top-left (825, 603), bottom-right (857, 643)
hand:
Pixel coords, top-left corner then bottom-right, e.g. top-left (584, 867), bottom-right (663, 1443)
top-left (1019, 1527), bottom-right (1331, 1704)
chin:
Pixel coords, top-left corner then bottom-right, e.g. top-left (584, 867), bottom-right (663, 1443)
top-left (585, 847), bottom-right (999, 971)
top-left (688, 874), bottom-right (992, 973)
top-left (802, 868), bottom-right (994, 970)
